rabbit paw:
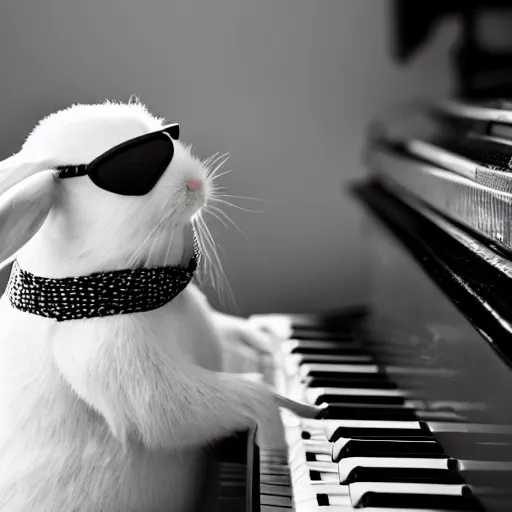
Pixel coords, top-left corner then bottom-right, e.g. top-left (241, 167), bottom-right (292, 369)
top-left (213, 312), bottom-right (277, 355)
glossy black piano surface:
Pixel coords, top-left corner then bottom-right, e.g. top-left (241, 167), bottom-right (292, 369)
top-left (352, 180), bottom-right (512, 512)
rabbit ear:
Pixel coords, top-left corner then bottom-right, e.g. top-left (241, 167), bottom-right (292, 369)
top-left (0, 170), bottom-right (55, 267)
top-left (0, 152), bottom-right (56, 197)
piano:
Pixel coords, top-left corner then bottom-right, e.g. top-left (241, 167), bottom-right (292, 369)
top-left (202, 4), bottom-right (512, 510)
top-left (204, 97), bottom-right (512, 512)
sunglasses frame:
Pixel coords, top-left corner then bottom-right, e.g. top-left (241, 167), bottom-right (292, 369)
top-left (56, 123), bottom-right (180, 196)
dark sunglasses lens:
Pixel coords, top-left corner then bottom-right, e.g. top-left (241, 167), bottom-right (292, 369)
top-left (166, 124), bottom-right (179, 140)
top-left (89, 135), bottom-right (174, 195)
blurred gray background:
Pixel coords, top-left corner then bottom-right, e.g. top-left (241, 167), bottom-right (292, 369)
top-left (0, 0), bottom-right (456, 315)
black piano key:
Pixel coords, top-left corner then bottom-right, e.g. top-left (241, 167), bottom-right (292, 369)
top-left (338, 456), bottom-right (455, 483)
top-left (306, 376), bottom-right (398, 389)
top-left (310, 391), bottom-right (405, 405)
top-left (322, 402), bottom-right (418, 421)
top-left (359, 491), bottom-right (481, 510)
top-left (324, 419), bottom-right (432, 442)
top-left (316, 493), bottom-right (330, 506)
top-left (260, 474), bottom-right (291, 485)
top-left (332, 438), bottom-right (445, 461)
top-left (349, 482), bottom-right (483, 510)
top-left (291, 330), bottom-right (357, 341)
top-left (345, 466), bottom-right (463, 484)
top-left (285, 341), bottom-right (365, 356)
top-left (302, 372), bottom-right (393, 389)
top-left (289, 306), bottom-right (367, 331)
top-left (289, 344), bottom-right (367, 356)
top-left (294, 353), bottom-right (374, 364)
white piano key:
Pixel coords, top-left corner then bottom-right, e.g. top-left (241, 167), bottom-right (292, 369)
top-left (292, 467), bottom-right (332, 481)
top-left (301, 431), bottom-right (328, 442)
top-left (289, 449), bottom-right (339, 483)
top-left (291, 460), bottom-right (338, 475)
top-left (290, 458), bottom-right (338, 484)
top-left (301, 419), bottom-right (423, 441)
top-left (338, 456), bottom-right (452, 483)
top-left (299, 363), bottom-right (380, 379)
top-left (314, 453), bottom-right (332, 462)
top-left (332, 437), bottom-right (442, 461)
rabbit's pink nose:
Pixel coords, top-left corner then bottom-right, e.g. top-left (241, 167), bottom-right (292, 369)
top-left (186, 178), bottom-right (203, 191)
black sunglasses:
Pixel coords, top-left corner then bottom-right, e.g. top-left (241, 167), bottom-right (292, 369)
top-left (56, 123), bottom-right (180, 196)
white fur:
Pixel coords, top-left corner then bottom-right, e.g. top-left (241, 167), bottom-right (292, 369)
top-left (0, 100), bottom-right (318, 512)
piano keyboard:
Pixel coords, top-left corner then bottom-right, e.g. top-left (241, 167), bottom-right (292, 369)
top-left (250, 308), bottom-right (496, 512)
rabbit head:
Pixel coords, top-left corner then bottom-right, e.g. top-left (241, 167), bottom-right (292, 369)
top-left (0, 100), bottom-right (215, 277)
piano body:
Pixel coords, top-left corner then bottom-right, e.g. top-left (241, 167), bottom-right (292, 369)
top-left (226, 98), bottom-right (512, 512)
top-left (201, 5), bottom-right (512, 511)
top-left (201, 4), bottom-right (512, 510)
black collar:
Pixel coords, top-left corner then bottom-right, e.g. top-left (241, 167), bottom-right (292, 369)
top-left (6, 258), bottom-right (197, 322)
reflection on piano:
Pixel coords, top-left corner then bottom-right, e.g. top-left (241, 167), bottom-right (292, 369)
top-left (207, 99), bottom-right (512, 511)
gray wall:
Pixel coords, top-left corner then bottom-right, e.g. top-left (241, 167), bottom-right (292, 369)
top-left (0, 0), bottom-right (455, 315)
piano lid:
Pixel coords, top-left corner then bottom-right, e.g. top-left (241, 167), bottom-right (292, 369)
top-left (365, 99), bottom-right (512, 255)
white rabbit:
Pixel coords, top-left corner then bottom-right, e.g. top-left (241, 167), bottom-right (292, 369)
top-left (0, 100), bottom-right (321, 512)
